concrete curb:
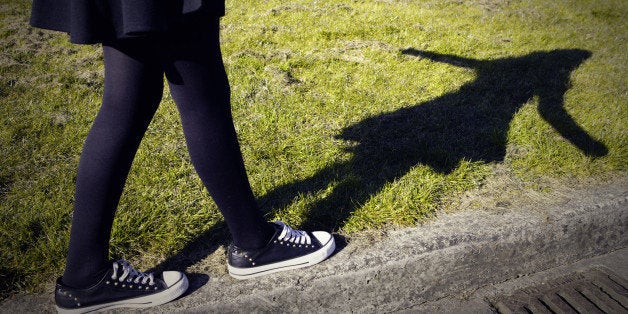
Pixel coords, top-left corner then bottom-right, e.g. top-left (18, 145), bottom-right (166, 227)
top-left (163, 181), bottom-right (626, 313)
top-left (1, 182), bottom-right (626, 313)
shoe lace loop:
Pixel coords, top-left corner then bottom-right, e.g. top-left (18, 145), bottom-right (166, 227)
top-left (276, 221), bottom-right (311, 245)
top-left (110, 259), bottom-right (155, 285)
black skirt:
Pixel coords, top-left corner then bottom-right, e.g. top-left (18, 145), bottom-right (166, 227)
top-left (30, 0), bottom-right (225, 44)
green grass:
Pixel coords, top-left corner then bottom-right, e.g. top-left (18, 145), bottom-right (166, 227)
top-left (1, 0), bottom-right (626, 297)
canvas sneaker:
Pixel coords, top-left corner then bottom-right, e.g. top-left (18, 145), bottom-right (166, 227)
top-left (227, 221), bottom-right (336, 279)
top-left (55, 259), bottom-right (188, 313)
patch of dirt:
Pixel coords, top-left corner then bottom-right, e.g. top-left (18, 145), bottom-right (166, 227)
top-left (445, 163), bottom-right (628, 216)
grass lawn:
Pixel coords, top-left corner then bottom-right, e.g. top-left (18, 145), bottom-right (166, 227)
top-left (1, 0), bottom-right (626, 297)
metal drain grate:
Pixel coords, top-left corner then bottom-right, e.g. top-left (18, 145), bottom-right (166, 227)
top-left (490, 267), bottom-right (628, 314)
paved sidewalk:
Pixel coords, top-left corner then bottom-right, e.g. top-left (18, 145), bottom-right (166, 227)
top-left (2, 180), bottom-right (626, 313)
top-left (404, 247), bottom-right (628, 313)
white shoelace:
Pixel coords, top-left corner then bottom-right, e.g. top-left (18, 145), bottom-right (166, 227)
top-left (276, 221), bottom-right (312, 245)
top-left (110, 259), bottom-right (155, 286)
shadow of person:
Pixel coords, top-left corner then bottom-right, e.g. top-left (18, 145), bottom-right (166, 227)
top-left (154, 48), bottom-right (608, 275)
top-left (258, 48), bottom-right (607, 231)
top-left (341, 49), bottom-right (607, 173)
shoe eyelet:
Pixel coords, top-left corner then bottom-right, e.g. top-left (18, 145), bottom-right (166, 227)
top-left (122, 284), bottom-right (126, 288)
top-left (252, 262), bottom-right (256, 266)
top-left (114, 282), bottom-right (118, 286)
top-left (154, 287), bottom-right (158, 290)
top-left (77, 303), bottom-right (81, 307)
top-left (106, 281), bottom-right (110, 285)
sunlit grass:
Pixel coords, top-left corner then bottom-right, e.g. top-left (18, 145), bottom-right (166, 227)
top-left (1, 0), bottom-right (626, 296)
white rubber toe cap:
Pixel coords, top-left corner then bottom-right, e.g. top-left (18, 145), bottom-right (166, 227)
top-left (162, 271), bottom-right (185, 287)
top-left (312, 231), bottom-right (333, 245)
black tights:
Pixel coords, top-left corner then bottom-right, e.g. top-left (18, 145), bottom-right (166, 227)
top-left (62, 19), bottom-right (274, 288)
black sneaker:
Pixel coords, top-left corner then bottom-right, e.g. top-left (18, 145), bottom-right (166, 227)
top-left (227, 221), bottom-right (336, 279)
top-left (55, 259), bottom-right (188, 313)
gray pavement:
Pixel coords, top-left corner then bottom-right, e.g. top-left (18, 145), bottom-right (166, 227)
top-left (2, 179), bottom-right (627, 313)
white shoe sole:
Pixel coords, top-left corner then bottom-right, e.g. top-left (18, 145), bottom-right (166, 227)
top-left (55, 273), bottom-right (189, 314)
top-left (227, 234), bottom-right (336, 280)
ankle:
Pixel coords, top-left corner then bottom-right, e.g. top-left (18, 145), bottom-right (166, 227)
top-left (61, 266), bottom-right (109, 289)
top-left (231, 222), bottom-right (277, 250)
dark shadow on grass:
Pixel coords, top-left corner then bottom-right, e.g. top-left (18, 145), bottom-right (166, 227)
top-left (150, 222), bottom-right (229, 274)
top-left (257, 48), bottom-right (607, 231)
top-left (153, 48), bottom-right (607, 277)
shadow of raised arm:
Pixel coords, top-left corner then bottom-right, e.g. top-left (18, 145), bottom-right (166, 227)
top-left (401, 48), bottom-right (483, 69)
top-left (537, 94), bottom-right (608, 157)
top-left (522, 49), bottom-right (608, 157)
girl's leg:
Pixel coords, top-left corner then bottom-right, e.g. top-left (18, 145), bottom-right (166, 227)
top-left (61, 40), bottom-right (164, 288)
top-left (164, 18), bottom-right (274, 250)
